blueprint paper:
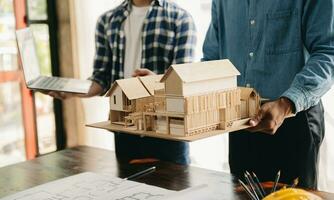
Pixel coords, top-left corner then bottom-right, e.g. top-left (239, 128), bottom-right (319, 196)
top-left (157, 183), bottom-right (236, 200)
top-left (1, 172), bottom-right (174, 200)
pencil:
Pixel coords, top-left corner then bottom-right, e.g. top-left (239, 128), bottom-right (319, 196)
top-left (272, 170), bottom-right (281, 193)
top-left (239, 179), bottom-right (257, 200)
top-left (246, 171), bottom-right (264, 199)
top-left (125, 166), bottom-right (156, 180)
top-left (252, 172), bottom-right (266, 197)
top-left (244, 173), bottom-right (260, 200)
top-left (291, 178), bottom-right (299, 188)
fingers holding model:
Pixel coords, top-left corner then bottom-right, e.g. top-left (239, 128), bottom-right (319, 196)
top-left (132, 68), bottom-right (156, 77)
top-left (248, 97), bottom-right (295, 135)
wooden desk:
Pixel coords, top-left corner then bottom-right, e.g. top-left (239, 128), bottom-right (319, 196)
top-left (0, 146), bottom-right (332, 199)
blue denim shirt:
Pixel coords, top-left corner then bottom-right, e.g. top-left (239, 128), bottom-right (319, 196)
top-left (203, 0), bottom-right (334, 113)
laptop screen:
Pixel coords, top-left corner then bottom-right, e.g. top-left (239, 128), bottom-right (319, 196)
top-left (16, 28), bottom-right (41, 84)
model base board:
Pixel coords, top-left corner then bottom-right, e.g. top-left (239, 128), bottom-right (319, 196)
top-left (87, 118), bottom-right (251, 142)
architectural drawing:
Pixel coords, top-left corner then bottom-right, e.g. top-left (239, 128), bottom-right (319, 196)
top-left (115, 192), bottom-right (164, 200)
top-left (2, 173), bottom-right (173, 200)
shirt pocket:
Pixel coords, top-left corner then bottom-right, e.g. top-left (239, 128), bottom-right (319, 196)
top-left (265, 9), bottom-right (302, 55)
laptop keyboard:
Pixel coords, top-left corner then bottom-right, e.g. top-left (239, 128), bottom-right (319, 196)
top-left (37, 76), bottom-right (68, 90)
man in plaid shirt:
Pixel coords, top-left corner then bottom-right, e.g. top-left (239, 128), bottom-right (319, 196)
top-left (49, 0), bottom-right (196, 165)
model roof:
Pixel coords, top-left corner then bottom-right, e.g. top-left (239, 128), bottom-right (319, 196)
top-left (107, 77), bottom-right (151, 100)
top-left (139, 75), bottom-right (164, 95)
top-left (160, 59), bottom-right (240, 83)
top-left (240, 87), bottom-right (257, 100)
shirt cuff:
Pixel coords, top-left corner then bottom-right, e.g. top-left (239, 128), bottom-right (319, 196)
top-left (281, 86), bottom-right (309, 113)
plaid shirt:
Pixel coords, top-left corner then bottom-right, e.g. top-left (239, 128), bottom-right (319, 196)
top-left (90, 0), bottom-right (197, 93)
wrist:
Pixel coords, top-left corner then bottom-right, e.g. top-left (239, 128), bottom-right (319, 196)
top-left (279, 97), bottom-right (295, 116)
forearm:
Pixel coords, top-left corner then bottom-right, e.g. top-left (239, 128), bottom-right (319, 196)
top-left (282, 52), bottom-right (334, 113)
top-left (281, 0), bottom-right (334, 113)
top-left (84, 81), bottom-right (104, 97)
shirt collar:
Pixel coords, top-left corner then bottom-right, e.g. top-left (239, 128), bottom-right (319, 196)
top-left (124, 0), bottom-right (164, 8)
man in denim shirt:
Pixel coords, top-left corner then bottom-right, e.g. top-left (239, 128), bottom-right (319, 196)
top-left (203, 0), bottom-right (334, 188)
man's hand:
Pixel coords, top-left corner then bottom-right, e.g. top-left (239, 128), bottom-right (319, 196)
top-left (247, 97), bottom-right (295, 135)
top-left (41, 81), bottom-right (104, 100)
top-left (132, 68), bottom-right (156, 77)
top-left (47, 91), bottom-right (85, 100)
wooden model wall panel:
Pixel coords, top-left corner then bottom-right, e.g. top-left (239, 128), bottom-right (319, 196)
top-left (170, 118), bottom-right (185, 135)
top-left (136, 97), bottom-right (154, 112)
top-left (184, 89), bottom-right (241, 134)
top-left (225, 105), bottom-right (241, 122)
top-left (226, 89), bottom-right (241, 107)
top-left (239, 87), bottom-right (261, 118)
top-left (156, 116), bottom-right (168, 134)
top-left (207, 110), bottom-right (220, 126)
top-left (185, 110), bottom-right (220, 133)
top-left (182, 77), bottom-right (237, 97)
top-left (110, 110), bottom-right (127, 124)
top-left (154, 96), bottom-right (166, 112)
top-left (165, 70), bottom-right (182, 96)
top-left (217, 92), bottom-right (227, 109)
top-left (166, 97), bottom-right (185, 113)
top-left (185, 89), bottom-right (241, 114)
top-left (241, 101), bottom-right (248, 119)
top-left (123, 97), bottom-right (134, 112)
top-left (185, 112), bottom-right (207, 131)
top-left (249, 98), bottom-right (258, 117)
top-left (109, 86), bottom-right (124, 111)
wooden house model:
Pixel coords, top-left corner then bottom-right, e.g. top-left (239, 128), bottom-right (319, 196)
top-left (142, 60), bottom-right (247, 136)
top-left (90, 60), bottom-right (261, 141)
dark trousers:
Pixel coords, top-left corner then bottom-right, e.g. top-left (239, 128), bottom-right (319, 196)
top-left (229, 102), bottom-right (325, 189)
top-left (114, 133), bottom-right (190, 165)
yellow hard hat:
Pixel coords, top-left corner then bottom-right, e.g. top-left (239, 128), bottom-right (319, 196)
top-left (263, 188), bottom-right (322, 200)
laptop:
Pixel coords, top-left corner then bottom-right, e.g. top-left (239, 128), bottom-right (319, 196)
top-left (16, 27), bottom-right (92, 94)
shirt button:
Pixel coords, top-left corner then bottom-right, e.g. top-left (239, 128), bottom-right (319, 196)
top-left (249, 52), bottom-right (254, 57)
top-left (250, 20), bottom-right (256, 25)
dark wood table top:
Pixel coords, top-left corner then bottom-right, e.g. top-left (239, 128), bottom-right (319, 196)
top-left (0, 146), bottom-right (332, 199)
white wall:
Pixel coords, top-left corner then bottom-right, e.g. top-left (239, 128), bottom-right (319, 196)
top-left (73, 0), bottom-right (123, 150)
top-left (319, 89), bottom-right (334, 191)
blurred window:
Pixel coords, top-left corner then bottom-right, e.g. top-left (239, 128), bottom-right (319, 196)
top-left (27, 0), bottom-right (57, 154)
top-left (0, 0), bottom-right (26, 166)
top-left (27, 0), bottom-right (47, 20)
top-left (0, 0), bottom-right (18, 71)
top-left (0, 82), bottom-right (26, 167)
